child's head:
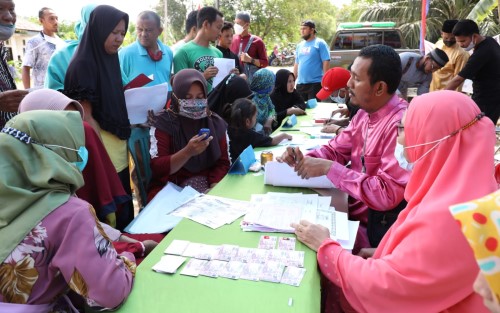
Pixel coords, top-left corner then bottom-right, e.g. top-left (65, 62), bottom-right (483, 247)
top-left (231, 98), bottom-right (257, 130)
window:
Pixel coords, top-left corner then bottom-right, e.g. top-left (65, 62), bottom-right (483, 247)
top-left (334, 31), bottom-right (352, 50)
top-left (384, 31), bottom-right (402, 48)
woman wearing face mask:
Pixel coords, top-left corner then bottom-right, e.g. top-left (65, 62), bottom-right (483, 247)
top-left (0, 111), bottom-right (136, 311)
top-left (64, 5), bottom-right (134, 231)
top-left (291, 90), bottom-right (496, 312)
top-left (270, 69), bottom-right (306, 128)
top-left (148, 69), bottom-right (230, 200)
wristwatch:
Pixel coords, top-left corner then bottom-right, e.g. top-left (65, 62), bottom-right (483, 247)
top-left (250, 58), bottom-right (255, 65)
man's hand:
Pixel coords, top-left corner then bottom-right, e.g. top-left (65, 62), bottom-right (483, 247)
top-left (290, 220), bottom-right (330, 252)
top-left (240, 52), bottom-right (253, 63)
top-left (229, 68), bottom-right (239, 75)
top-left (277, 146), bottom-right (304, 167)
top-left (0, 90), bottom-right (28, 112)
top-left (295, 157), bottom-right (333, 179)
top-left (203, 66), bottom-right (219, 79)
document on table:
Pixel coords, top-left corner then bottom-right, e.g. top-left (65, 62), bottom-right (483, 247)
top-left (264, 161), bottom-right (334, 189)
top-left (124, 183), bottom-right (201, 234)
top-left (212, 58), bottom-right (235, 88)
top-left (124, 82), bottom-right (169, 124)
top-left (170, 195), bottom-right (248, 229)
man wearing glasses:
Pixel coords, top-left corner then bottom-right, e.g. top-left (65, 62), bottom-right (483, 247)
top-left (397, 48), bottom-right (448, 100)
top-left (119, 11), bottom-right (173, 88)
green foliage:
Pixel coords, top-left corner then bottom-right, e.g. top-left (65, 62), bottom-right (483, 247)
top-left (216, 0), bottom-right (337, 53)
top-left (57, 21), bottom-right (77, 41)
top-left (357, 0), bottom-right (500, 49)
top-left (155, 0), bottom-right (188, 45)
top-left (467, 0), bottom-right (498, 22)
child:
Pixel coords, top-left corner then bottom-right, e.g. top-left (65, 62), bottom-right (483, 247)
top-left (228, 98), bottom-right (291, 162)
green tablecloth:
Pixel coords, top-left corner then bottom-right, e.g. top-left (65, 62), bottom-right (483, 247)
top-left (115, 106), bottom-right (343, 313)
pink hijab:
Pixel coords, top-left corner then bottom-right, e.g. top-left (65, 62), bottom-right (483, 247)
top-left (340, 91), bottom-right (496, 312)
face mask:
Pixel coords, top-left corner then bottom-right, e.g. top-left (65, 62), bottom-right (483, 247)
top-left (443, 40), bottom-right (455, 47)
top-left (45, 144), bottom-right (89, 172)
top-left (234, 24), bottom-right (244, 35)
top-left (0, 24), bottom-right (15, 41)
top-left (464, 36), bottom-right (475, 51)
top-left (394, 142), bottom-right (414, 171)
top-left (73, 146), bottom-right (89, 172)
top-left (330, 93), bottom-right (346, 104)
top-left (178, 98), bottom-right (208, 119)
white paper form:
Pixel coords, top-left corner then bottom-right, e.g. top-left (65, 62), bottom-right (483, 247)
top-left (170, 195), bottom-right (248, 229)
top-left (125, 82), bottom-right (169, 124)
top-left (337, 220), bottom-right (360, 250)
top-left (212, 58), bottom-right (235, 88)
top-left (124, 183), bottom-right (201, 234)
top-left (264, 161), bottom-right (334, 189)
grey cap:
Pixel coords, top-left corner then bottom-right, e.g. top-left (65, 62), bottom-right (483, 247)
top-left (429, 48), bottom-right (449, 67)
top-left (236, 11), bottom-right (251, 23)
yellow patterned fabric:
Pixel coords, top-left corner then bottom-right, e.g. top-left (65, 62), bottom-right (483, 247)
top-left (450, 189), bottom-right (500, 302)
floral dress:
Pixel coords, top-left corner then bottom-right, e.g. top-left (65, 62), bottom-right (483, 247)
top-left (0, 197), bottom-right (136, 311)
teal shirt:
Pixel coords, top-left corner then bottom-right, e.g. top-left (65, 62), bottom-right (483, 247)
top-left (173, 41), bottom-right (223, 91)
top-left (119, 39), bottom-right (173, 89)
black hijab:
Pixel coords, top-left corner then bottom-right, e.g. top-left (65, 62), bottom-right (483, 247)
top-left (64, 5), bottom-right (130, 140)
top-left (154, 69), bottom-right (227, 173)
top-left (207, 74), bottom-right (252, 122)
top-left (270, 69), bottom-right (305, 126)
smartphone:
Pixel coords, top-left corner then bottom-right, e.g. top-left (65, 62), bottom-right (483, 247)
top-left (198, 128), bottom-right (210, 140)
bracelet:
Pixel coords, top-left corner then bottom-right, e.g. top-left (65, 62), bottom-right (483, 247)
top-left (335, 126), bottom-right (344, 135)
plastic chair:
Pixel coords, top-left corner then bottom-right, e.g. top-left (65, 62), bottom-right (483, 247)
top-left (128, 127), bottom-right (152, 209)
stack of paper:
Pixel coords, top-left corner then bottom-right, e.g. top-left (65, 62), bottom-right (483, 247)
top-left (264, 162), bottom-right (334, 189)
top-left (240, 192), bottom-right (358, 250)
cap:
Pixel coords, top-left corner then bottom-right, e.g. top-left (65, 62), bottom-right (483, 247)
top-left (18, 89), bottom-right (84, 118)
top-left (429, 48), bottom-right (449, 67)
top-left (316, 67), bottom-right (351, 101)
top-left (301, 20), bottom-right (317, 33)
top-left (442, 19), bottom-right (458, 33)
top-left (236, 12), bottom-right (251, 23)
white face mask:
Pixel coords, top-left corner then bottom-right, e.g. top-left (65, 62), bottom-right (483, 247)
top-left (464, 36), bottom-right (475, 51)
top-left (234, 23), bottom-right (244, 35)
top-left (394, 142), bottom-right (414, 171)
top-left (330, 94), bottom-right (346, 104)
top-left (0, 24), bottom-right (15, 41)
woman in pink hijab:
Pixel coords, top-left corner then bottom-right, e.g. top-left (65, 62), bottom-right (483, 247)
top-left (292, 90), bottom-right (497, 312)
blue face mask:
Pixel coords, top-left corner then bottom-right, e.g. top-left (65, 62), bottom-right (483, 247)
top-left (73, 146), bottom-right (89, 172)
top-left (394, 142), bottom-right (414, 171)
top-left (45, 144), bottom-right (89, 172)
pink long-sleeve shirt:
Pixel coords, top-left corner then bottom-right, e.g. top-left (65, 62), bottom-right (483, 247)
top-left (308, 94), bottom-right (410, 249)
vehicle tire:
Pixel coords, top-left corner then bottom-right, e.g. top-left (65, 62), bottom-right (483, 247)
top-left (271, 58), bottom-right (280, 66)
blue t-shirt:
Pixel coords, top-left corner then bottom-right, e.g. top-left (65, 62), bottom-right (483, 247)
top-left (119, 39), bottom-right (174, 89)
top-left (295, 38), bottom-right (330, 84)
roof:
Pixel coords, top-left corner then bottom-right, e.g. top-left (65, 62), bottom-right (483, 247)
top-left (15, 17), bottom-right (41, 32)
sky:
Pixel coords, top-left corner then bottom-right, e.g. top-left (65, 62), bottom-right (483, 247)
top-left (16, 0), bottom-right (352, 22)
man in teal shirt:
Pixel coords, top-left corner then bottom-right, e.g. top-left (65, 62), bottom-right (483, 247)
top-left (173, 6), bottom-right (223, 91)
top-left (119, 11), bottom-right (173, 87)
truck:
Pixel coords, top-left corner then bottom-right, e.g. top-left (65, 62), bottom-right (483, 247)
top-left (329, 21), bottom-right (420, 69)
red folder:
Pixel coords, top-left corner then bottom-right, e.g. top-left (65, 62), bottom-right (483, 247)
top-left (124, 73), bottom-right (153, 90)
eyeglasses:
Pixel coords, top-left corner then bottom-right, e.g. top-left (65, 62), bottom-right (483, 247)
top-left (396, 122), bottom-right (405, 136)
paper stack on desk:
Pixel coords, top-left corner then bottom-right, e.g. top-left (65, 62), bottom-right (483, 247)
top-left (240, 192), bottom-right (357, 249)
top-left (264, 161), bottom-right (334, 189)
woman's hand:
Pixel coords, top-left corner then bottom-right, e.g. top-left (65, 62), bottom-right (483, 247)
top-left (287, 107), bottom-right (306, 116)
top-left (357, 248), bottom-right (376, 259)
top-left (290, 220), bottom-right (330, 252)
top-left (264, 118), bottom-right (274, 135)
top-left (184, 134), bottom-right (213, 157)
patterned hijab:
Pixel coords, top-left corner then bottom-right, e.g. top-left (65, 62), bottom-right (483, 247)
top-left (64, 5), bottom-right (130, 139)
top-left (0, 111), bottom-right (85, 262)
top-left (250, 68), bottom-right (276, 125)
top-left (154, 69), bottom-right (227, 173)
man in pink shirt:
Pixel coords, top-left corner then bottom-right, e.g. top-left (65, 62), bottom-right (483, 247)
top-left (280, 44), bottom-right (410, 252)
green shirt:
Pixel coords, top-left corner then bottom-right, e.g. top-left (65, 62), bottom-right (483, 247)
top-left (173, 41), bottom-right (223, 91)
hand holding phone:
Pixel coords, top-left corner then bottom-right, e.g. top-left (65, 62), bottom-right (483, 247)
top-left (198, 128), bottom-right (210, 140)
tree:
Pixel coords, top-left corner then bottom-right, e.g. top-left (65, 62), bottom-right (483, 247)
top-left (357, 0), bottom-right (500, 49)
top-left (155, 0), bottom-right (189, 45)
